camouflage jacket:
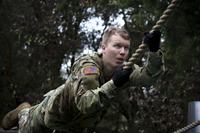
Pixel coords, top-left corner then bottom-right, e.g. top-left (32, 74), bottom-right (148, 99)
top-left (43, 51), bottom-right (164, 132)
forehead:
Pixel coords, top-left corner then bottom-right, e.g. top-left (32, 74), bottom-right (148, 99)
top-left (108, 33), bottom-right (130, 45)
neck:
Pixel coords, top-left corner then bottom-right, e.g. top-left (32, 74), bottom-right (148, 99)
top-left (102, 62), bottom-right (116, 80)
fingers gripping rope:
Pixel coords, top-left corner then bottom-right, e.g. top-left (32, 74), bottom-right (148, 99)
top-left (123, 0), bottom-right (179, 69)
top-left (123, 1), bottom-right (200, 132)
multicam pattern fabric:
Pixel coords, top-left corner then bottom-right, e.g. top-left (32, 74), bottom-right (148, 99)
top-left (18, 51), bottom-right (164, 133)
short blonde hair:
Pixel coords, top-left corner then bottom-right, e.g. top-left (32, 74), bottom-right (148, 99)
top-left (101, 27), bottom-right (130, 45)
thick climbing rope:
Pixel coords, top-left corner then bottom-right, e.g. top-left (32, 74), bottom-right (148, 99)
top-left (123, 0), bottom-right (200, 132)
top-left (123, 0), bottom-right (179, 69)
top-left (173, 120), bottom-right (200, 133)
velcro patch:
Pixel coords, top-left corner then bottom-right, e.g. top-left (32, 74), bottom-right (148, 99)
top-left (82, 66), bottom-right (99, 75)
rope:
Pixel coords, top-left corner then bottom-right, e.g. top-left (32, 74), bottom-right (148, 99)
top-left (123, 0), bottom-right (179, 69)
top-left (173, 120), bottom-right (200, 133)
top-left (123, 1), bottom-right (200, 132)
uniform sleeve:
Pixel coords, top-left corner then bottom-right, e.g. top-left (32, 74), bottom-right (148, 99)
top-left (129, 50), bottom-right (165, 87)
top-left (73, 63), bottom-right (117, 115)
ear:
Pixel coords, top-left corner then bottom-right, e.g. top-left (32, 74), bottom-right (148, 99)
top-left (101, 43), bottom-right (106, 54)
top-left (101, 43), bottom-right (106, 50)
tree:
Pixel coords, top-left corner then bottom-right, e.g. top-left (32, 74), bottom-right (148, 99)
top-left (1, 0), bottom-right (200, 132)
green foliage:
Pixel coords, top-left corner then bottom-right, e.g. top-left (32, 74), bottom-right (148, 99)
top-left (1, 0), bottom-right (200, 132)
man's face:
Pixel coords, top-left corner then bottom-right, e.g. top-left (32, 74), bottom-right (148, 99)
top-left (102, 33), bottom-right (130, 70)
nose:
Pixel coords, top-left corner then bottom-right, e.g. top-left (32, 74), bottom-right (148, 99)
top-left (119, 47), bottom-right (126, 55)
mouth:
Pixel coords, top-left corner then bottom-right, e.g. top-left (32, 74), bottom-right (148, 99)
top-left (116, 58), bottom-right (124, 64)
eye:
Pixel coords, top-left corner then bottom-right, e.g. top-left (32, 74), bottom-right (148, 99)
top-left (124, 46), bottom-right (130, 51)
top-left (113, 43), bottom-right (121, 49)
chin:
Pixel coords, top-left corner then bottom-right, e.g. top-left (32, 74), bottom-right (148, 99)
top-left (114, 64), bottom-right (122, 68)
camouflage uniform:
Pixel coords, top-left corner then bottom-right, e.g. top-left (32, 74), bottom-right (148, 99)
top-left (18, 51), bottom-right (164, 133)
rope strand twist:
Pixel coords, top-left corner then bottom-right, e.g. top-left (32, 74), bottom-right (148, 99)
top-left (173, 120), bottom-right (200, 133)
top-left (123, 1), bottom-right (200, 133)
top-left (123, 0), bottom-right (179, 69)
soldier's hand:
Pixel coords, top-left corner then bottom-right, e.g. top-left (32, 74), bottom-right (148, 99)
top-left (143, 30), bottom-right (161, 52)
top-left (112, 66), bottom-right (132, 87)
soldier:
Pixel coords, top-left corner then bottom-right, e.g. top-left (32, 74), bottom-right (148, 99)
top-left (1, 26), bottom-right (164, 133)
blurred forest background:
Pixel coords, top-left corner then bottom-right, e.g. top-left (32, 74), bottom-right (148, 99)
top-left (0, 0), bottom-right (200, 132)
